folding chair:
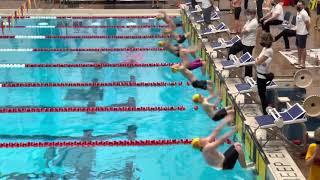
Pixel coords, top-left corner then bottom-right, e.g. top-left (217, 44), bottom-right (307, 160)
top-left (282, 11), bottom-right (292, 26)
top-left (254, 103), bottom-right (307, 147)
top-left (283, 15), bottom-right (296, 30)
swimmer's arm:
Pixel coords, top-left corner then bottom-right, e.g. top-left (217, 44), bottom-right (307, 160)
top-left (206, 117), bottom-right (230, 143)
top-left (205, 128), bottom-right (236, 149)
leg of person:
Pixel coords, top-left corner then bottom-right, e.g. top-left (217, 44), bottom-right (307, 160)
top-left (191, 0), bottom-right (198, 8)
top-left (244, 0), bottom-right (248, 9)
top-left (180, 67), bottom-right (197, 82)
top-left (257, 77), bottom-right (268, 115)
top-left (300, 35), bottom-right (307, 68)
top-left (228, 40), bottom-right (244, 60)
top-left (256, 0), bottom-right (264, 21)
top-left (296, 35), bottom-right (302, 66)
top-left (283, 29), bottom-right (296, 50)
top-left (265, 20), bottom-right (283, 32)
top-left (243, 45), bottom-right (255, 77)
top-left (222, 144), bottom-right (239, 170)
top-left (156, 0), bottom-right (159, 8)
top-left (234, 142), bottom-right (247, 168)
top-left (274, 30), bottom-right (285, 42)
top-left (203, 6), bottom-right (213, 29)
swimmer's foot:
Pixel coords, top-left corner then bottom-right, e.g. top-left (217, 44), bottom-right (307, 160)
top-left (185, 32), bottom-right (191, 39)
top-left (245, 162), bottom-right (256, 170)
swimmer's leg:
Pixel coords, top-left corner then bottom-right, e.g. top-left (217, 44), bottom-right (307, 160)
top-left (180, 67), bottom-right (197, 82)
top-left (207, 80), bottom-right (214, 95)
top-left (234, 143), bottom-right (247, 168)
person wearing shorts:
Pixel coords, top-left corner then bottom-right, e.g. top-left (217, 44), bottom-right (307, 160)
top-left (191, 113), bottom-right (248, 170)
top-left (295, 1), bottom-right (310, 69)
top-left (231, 0), bottom-right (242, 34)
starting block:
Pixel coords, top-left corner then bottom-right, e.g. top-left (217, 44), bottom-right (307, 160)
top-left (194, 11), bottom-right (220, 24)
top-left (200, 22), bottom-right (228, 36)
top-left (210, 35), bottom-right (241, 50)
top-left (234, 76), bottom-right (278, 94)
top-left (254, 103), bottom-right (307, 148)
top-left (221, 52), bottom-right (254, 69)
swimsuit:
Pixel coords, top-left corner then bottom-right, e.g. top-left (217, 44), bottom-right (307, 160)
top-left (211, 108), bottom-right (227, 121)
top-left (191, 80), bottom-right (208, 90)
top-left (222, 145), bottom-right (239, 170)
top-left (187, 58), bottom-right (203, 70)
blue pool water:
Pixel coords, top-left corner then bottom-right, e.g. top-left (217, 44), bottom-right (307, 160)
top-left (0, 17), bottom-right (255, 179)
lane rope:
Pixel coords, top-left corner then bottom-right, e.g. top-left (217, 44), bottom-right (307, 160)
top-left (0, 81), bottom-right (185, 88)
top-left (0, 63), bottom-right (175, 68)
top-left (2, 15), bottom-right (177, 19)
top-left (0, 48), bottom-right (165, 52)
top-left (0, 139), bottom-right (191, 148)
top-left (0, 106), bottom-right (186, 113)
top-left (0, 139), bottom-right (232, 148)
top-left (11, 25), bottom-right (168, 29)
top-left (0, 35), bottom-right (172, 39)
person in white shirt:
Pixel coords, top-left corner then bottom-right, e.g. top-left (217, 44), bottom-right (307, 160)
top-left (191, 113), bottom-right (248, 170)
top-left (295, 0), bottom-right (310, 69)
top-left (255, 32), bottom-right (274, 115)
top-left (202, 0), bottom-right (215, 28)
top-left (228, 9), bottom-right (258, 77)
top-left (260, 0), bottom-right (284, 32)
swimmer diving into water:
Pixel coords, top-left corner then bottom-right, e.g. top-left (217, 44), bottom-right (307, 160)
top-left (171, 44), bottom-right (206, 75)
top-left (191, 113), bottom-right (248, 170)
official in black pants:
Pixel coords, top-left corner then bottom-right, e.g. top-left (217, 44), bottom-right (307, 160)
top-left (255, 32), bottom-right (274, 115)
top-left (260, 0), bottom-right (284, 32)
top-left (228, 9), bottom-right (258, 77)
top-left (256, 0), bottom-right (264, 21)
top-left (274, 28), bottom-right (296, 50)
top-left (244, 0), bottom-right (249, 10)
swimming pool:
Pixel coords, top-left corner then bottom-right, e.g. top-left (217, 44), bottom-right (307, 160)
top-left (0, 17), bottom-right (255, 179)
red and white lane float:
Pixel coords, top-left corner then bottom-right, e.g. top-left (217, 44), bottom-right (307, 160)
top-left (0, 63), bottom-right (175, 68)
top-left (0, 106), bottom-right (187, 113)
top-left (0, 81), bottom-right (185, 88)
top-left (0, 48), bottom-right (165, 52)
top-left (0, 35), bottom-right (173, 39)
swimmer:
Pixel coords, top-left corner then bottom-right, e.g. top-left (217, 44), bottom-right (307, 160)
top-left (156, 11), bottom-right (176, 32)
top-left (171, 44), bottom-right (206, 75)
top-left (191, 113), bottom-right (248, 170)
top-left (178, 67), bottom-right (212, 91)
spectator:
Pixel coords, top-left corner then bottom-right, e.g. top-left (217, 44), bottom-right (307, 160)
top-left (228, 9), bottom-right (258, 77)
top-left (295, 0), bottom-right (310, 69)
top-left (255, 32), bottom-right (274, 115)
top-left (244, 0), bottom-right (249, 9)
top-left (260, 0), bottom-right (284, 32)
top-left (231, 0), bottom-right (242, 34)
top-left (306, 127), bottom-right (320, 180)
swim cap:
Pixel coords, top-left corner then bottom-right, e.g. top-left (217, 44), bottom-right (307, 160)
top-left (192, 94), bottom-right (202, 103)
top-left (171, 66), bottom-right (179, 73)
top-left (191, 138), bottom-right (202, 149)
top-left (158, 41), bottom-right (165, 47)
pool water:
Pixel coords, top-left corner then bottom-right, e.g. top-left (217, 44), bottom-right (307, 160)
top-left (0, 17), bottom-right (255, 179)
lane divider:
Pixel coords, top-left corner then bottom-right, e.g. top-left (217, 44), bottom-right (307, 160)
top-left (0, 139), bottom-right (191, 148)
top-left (0, 35), bottom-right (172, 39)
top-left (0, 138), bottom-right (233, 148)
top-left (13, 25), bottom-right (168, 29)
top-left (0, 81), bottom-right (185, 88)
top-left (0, 106), bottom-right (186, 113)
top-left (0, 48), bottom-right (165, 52)
top-left (2, 16), bottom-right (176, 19)
top-left (0, 63), bottom-right (174, 68)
